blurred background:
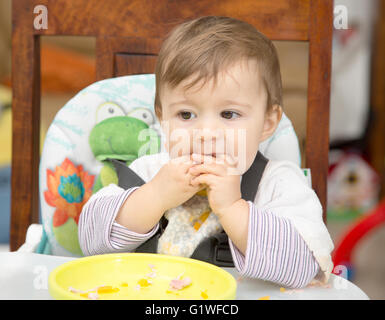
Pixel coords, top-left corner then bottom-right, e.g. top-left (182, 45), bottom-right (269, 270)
top-left (0, 0), bottom-right (384, 298)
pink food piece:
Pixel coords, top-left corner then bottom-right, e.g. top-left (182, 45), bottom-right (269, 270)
top-left (88, 292), bottom-right (99, 300)
top-left (68, 285), bottom-right (106, 295)
top-left (68, 286), bottom-right (86, 294)
top-left (169, 277), bottom-right (192, 290)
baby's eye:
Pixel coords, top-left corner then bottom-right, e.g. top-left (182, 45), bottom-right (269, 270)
top-left (221, 111), bottom-right (240, 119)
top-left (178, 111), bottom-right (196, 120)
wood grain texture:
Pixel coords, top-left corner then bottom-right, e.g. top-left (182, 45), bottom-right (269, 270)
top-left (30, 0), bottom-right (310, 40)
top-left (11, 0), bottom-right (41, 251)
top-left (306, 0), bottom-right (333, 222)
top-left (11, 0), bottom-right (332, 250)
top-left (96, 37), bottom-right (161, 80)
top-left (367, 0), bottom-right (385, 198)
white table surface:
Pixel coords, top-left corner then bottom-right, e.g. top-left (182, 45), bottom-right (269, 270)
top-left (0, 252), bottom-right (369, 300)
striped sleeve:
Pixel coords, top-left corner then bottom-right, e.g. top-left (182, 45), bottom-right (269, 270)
top-left (109, 221), bottom-right (159, 250)
top-left (228, 201), bottom-right (320, 289)
top-left (78, 184), bottom-right (159, 256)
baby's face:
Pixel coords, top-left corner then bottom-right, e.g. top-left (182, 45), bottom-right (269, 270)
top-left (159, 59), bottom-right (275, 174)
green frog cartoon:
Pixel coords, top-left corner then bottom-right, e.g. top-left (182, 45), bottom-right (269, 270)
top-left (89, 102), bottom-right (161, 193)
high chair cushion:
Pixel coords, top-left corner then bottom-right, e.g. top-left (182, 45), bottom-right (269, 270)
top-left (39, 74), bottom-right (302, 257)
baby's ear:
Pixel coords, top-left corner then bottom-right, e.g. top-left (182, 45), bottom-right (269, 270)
top-left (260, 104), bottom-right (283, 143)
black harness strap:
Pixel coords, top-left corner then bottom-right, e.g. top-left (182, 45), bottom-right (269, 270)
top-left (110, 159), bottom-right (169, 234)
top-left (109, 151), bottom-right (269, 267)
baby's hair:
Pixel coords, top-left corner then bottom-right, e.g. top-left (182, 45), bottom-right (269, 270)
top-left (154, 16), bottom-right (283, 119)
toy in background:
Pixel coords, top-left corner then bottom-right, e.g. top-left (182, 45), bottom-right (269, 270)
top-left (327, 149), bottom-right (380, 221)
top-left (328, 150), bottom-right (384, 282)
top-left (332, 198), bottom-right (385, 281)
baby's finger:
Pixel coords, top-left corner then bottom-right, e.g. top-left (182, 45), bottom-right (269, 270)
top-left (191, 153), bottom-right (218, 165)
top-left (189, 163), bottom-right (226, 176)
top-left (170, 155), bottom-right (194, 172)
top-left (190, 173), bottom-right (217, 187)
top-left (182, 161), bottom-right (198, 174)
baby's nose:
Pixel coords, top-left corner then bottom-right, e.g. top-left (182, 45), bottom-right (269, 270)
top-left (192, 128), bottom-right (226, 156)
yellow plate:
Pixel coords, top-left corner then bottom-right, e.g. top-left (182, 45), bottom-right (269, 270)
top-left (49, 253), bottom-right (237, 300)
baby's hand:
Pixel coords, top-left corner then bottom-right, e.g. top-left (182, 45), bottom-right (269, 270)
top-left (150, 155), bottom-right (205, 211)
top-left (188, 153), bottom-right (242, 218)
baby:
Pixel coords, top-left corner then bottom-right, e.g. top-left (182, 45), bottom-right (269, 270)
top-left (79, 16), bottom-right (334, 289)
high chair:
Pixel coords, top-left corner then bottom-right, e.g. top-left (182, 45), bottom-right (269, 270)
top-left (11, 0), bottom-right (334, 253)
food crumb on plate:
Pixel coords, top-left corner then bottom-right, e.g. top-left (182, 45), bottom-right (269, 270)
top-left (97, 286), bottom-right (120, 294)
top-left (201, 290), bottom-right (208, 299)
top-left (258, 296), bottom-right (270, 300)
top-left (169, 277), bottom-right (191, 290)
top-left (69, 286), bottom-right (86, 294)
top-left (87, 292), bottom-right (99, 300)
top-left (166, 289), bottom-right (180, 296)
top-left (138, 278), bottom-right (152, 287)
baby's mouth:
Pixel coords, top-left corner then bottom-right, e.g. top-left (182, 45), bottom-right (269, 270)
top-left (204, 153), bottom-right (217, 158)
top-left (191, 152), bottom-right (218, 158)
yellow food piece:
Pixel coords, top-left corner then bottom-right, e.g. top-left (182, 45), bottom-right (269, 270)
top-left (193, 210), bottom-right (211, 231)
top-left (97, 286), bottom-right (120, 294)
top-left (121, 282), bottom-right (128, 287)
top-left (138, 279), bottom-right (151, 287)
top-left (258, 296), bottom-right (270, 300)
top-left (199, 211), bottom-right (210, 223)
top-left (280, 287), bottom-right (286, 292)
top-left (196, 189), bottom-right (207, 197)
top-left (80, 292), bottom-right (90, 298)
top-left (166, 290), bottom-right (180, 295)
top-left (201, 290), bottom-right (208, 299)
